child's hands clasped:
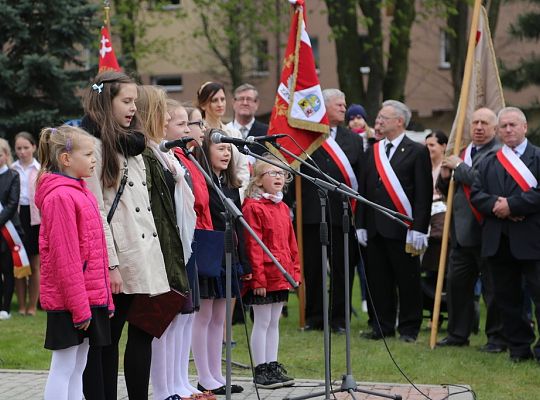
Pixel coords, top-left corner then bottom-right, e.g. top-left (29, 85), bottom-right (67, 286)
top-left (253, 287), bottom-right (266, 297)
top-left (77, 320), bottom-right (91, 331)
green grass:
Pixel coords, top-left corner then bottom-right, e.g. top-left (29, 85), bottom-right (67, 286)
top-left (1, 294), bottom-right (539, 399)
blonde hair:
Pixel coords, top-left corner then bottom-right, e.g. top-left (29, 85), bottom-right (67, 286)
top-left (37, 125), bottom-right (93, 182)
top-left (137, 85), bottom-right (168, 144)
top-left (166, 98), bottom-right (185, 119)
top-left (0, 138), bottom-right (13, 166)
top-left (245, 155), bottom-right (292, 198)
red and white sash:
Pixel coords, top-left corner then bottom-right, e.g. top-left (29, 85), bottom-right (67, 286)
top-left (373, 141), bottom-right (412, 225)
top-left (460, 144), bottom-right (483, 223)
top-left (496, 145), bottom-right (538, 192)
top-left (321, 136), bottom-right (358, 211)
top-left (0, 203), bottom-right (31, 279)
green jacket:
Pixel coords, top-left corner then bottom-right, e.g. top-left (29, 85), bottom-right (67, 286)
top-left (142, 147), bottom-right (189, 294)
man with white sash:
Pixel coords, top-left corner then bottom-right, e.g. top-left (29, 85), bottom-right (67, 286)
top-left (357, 100), bottom-right (432, 342)
top-left (437, 108), bottom-right (505, 352)
top-left (471, 107), bottom-right (540, 363)
top-left (299, 89), bottom-right (364, 333)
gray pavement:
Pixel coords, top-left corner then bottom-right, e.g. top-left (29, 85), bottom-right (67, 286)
top-left (0, 369), bottom-right (473, 400)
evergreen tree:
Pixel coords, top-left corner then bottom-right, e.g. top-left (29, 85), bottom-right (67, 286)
top-left (0, 1), bottom-right (97, 140)
top-left (501, 0), bottom-right (540, 91)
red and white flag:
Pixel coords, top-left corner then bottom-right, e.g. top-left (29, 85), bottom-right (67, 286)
top-left (98, 26), bottom-right (121, 73)
top-left (447, 6), bottom-right (505, 153)
top-left (0, 203), bottom-right (31, 279)
top-left (268, 0), bottom-right (329, 168)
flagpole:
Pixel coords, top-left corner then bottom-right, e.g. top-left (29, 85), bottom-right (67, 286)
top-left (429, 0), bottom-right (483, 349)
top-left (295, 176), bottom-right (306, 328)
top-left (104, 0), bottom-right (111, 30)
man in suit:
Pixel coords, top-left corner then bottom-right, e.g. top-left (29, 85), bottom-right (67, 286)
top-left (226, 83), bottom-right (268, 139)
top-left (437, 107), bottom-right (505, 351)
top-left (471, 107), bottom-right (540, 363)
top-left (357, 100), bottom-right (432, 342)
top-left (301, 89), bottom-right (364, 333)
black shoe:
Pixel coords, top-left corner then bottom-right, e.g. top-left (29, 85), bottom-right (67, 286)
top-left (399, 335), bottom-right (416, 343)
top-left (510, 353), bottom-right (534, 363)
top-left (268, 361), bottom-right (295, 386)
top-left (360, 330), bottom-right (390, 340)
top-left (437, 336), bottom-right (469, 347)
top-left (197, 383), bottom-right (226, 395)
top-left (479, 343), bottom-right (507, 353)
top-left (254, 363), bottom-right (283, 389)
top-left (332, 326), bottom-right (346, 334)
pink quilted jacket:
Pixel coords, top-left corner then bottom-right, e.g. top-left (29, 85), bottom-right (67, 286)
top-left (35, 173), bottom-right (114, 325)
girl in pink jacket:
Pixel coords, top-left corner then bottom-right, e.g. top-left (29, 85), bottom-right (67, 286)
top-left (35, 125), bottom-right (114, 400)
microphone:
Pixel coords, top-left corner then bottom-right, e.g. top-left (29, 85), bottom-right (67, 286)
top-left (210, 132), bottom-right (286, 146)
top-left (159, 137), bottom-right (195, 152)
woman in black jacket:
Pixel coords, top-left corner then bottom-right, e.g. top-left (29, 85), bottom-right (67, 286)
top-left (0, 138), bottom-right (22, 320)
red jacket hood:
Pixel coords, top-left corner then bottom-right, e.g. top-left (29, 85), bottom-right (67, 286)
top-left (35, 173), bottom-right (88, 211)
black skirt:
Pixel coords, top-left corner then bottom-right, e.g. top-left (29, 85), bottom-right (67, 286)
top-left (244, 289), bottom-right (289, 306)
top-left (19, 205), bottom-right (40, 256)
top-left (44, 307), bottom-right (111, 350)
top-left (198, 263), bottom-right (243, 300)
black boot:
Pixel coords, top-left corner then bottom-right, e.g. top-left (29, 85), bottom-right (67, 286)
top-left (268, 361), bottom-right (295, 386)
top-left (254, 363), bottom-right (283, 389)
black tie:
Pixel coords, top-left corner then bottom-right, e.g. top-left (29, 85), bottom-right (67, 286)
top-left (385, 143), bottom-right (393, 158)
top-left (471, 145), bottom-right (478, 159)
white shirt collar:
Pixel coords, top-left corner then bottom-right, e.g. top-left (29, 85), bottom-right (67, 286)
top-left (12, 158), bottom-right (40, 171)
top-left (384, 132), bottom-right (405, 148)
top-left (512, 139), bottom-right (528, 158)
top-left (0, 165), bottom-right (8, 175)
top-left (232, 118), bottom-right (255, 137)
top-left (330, 126), bottom-right (337, 139)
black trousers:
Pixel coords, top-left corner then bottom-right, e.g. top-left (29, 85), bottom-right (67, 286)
top-left (303, 223), bottom-right (357, 329)
top-left (365, 234), bottom-right (423, 337)
top-left (446, 244), bottom-right (504, 344)
top-left (83, 293), bottom-right (153, 400)
top-left (0, 249), bottom-right (14, 312)
top-left (487, 237), bottom-right (540, 359)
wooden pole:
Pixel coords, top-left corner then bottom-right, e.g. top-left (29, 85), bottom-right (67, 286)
top-left (295, 175), bottom-right (306, 328)
top-left (429, 0), bottom-right (483, 349)
top-left (104, 0), bottom-right (111, 30)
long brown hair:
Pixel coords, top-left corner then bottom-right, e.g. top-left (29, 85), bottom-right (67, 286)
top-left (83, 71), bottom-right (138, 188)
top-left (195, 128), bottom-right (240, 189)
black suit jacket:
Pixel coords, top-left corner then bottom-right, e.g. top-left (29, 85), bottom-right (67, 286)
top-left (360, 135), bottom-right (432, 240)
top-left (437, 138), bottom-right (500, 247)
top-left (470, 142), bottom-right (540, 259)
top-left (298, 126), bottom-right (364, 227)
top-left (247, 119), bottom-right (269, 156)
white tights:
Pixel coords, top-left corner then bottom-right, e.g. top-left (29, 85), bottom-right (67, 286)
top-left (251, 302), bottom-right (283, 366)
top-left (151, 315), bottom-right (177, 399)
top-left (44, 338), bottom-right (89, 400)
top-left (191, 298), bottom-right (226, 390)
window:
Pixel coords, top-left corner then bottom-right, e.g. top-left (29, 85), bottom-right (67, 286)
top-left (254, 40), bottom-right (269, 74)
top-left (152, 75), bottom-right (183, 92)
top-left (439, 30), bottom-right (451, 69)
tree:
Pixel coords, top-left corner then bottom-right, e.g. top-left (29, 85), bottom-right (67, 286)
top-left (191, 0), bottom-right (284, 89)
top-left (0, 0), bottom-right (97, 140)
top-left (324, 0), bottom-right (417, 123)
top-left (500, 0), bottom-right (540, 91)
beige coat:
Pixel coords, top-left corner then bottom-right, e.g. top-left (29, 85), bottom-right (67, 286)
top-left (85, 138), bottom-right (169, 295)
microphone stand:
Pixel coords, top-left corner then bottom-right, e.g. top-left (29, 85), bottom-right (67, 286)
top-left (240, 144), bottom-right (403, 400)
top-left (180, 145), bottom-right (298, 400)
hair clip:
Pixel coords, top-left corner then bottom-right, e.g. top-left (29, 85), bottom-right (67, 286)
top-left (50, 128), bottom-right (57, 135)
top-left (66, 138), bottom-right (73, 153)
top-left (92, 83), bottom-right (104, 94)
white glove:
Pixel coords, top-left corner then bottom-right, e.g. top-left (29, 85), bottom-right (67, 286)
top-left (411, 230), bottom-right (428, 251)
top-left (356, 229), bottom-right (368, 247)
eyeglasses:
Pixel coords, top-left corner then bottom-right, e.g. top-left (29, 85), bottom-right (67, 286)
top-left (188, 120), bottom-right (205, 129)
top-left (375, 114), bottom-right (399, 121)
top-left (235, 96), bottom-right (256, 103)
top-left (263, 170), bottom-right (286, 177)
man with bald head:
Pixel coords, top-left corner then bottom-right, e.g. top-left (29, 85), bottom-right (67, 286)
top-left (437, 107), bottom-right (504, 351)
top-left (471, 107), bottom-right (540, 363)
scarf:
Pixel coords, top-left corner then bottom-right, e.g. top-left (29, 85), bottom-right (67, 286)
top-left (149, 141), bottom-right (196, 261)
top-left (252, 189), bottom-right (283, 203)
